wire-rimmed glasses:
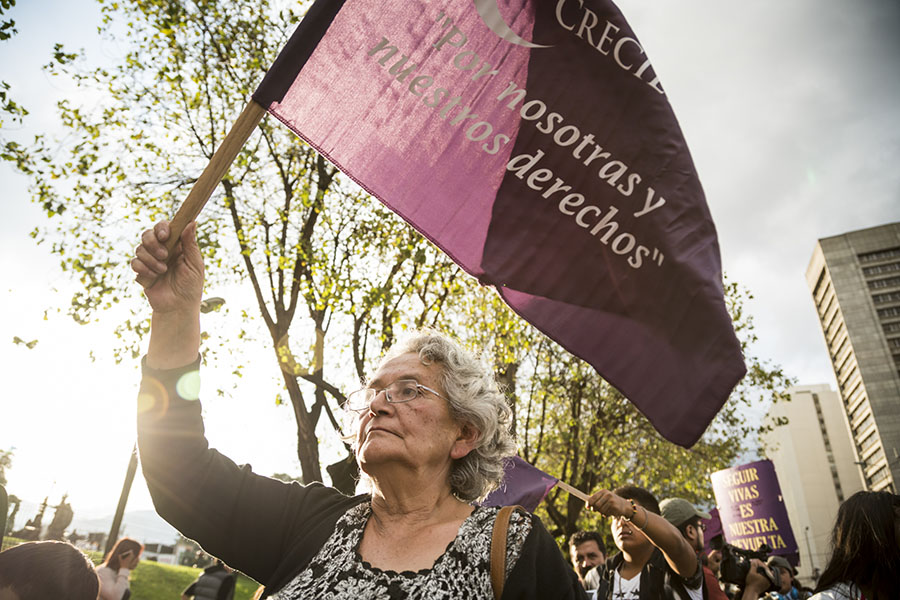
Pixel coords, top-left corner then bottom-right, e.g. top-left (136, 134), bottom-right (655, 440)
top-left (344, 379), bottom-right (446, 413)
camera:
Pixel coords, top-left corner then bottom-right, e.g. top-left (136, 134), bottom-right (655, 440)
top-left (713, 540), bottom-right (780, 593)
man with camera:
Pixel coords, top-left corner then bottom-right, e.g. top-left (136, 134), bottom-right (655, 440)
top-left (713, 543), bottom-right (781, 600)
top-left (657, 497), bottom-right (782, 600)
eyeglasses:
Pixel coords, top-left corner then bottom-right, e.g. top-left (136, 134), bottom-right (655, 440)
top-left (344, 378), bottom-right (446, 412)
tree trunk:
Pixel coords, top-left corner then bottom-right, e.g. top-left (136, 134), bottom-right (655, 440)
top-left (281, 368), bottom-right (323, 483)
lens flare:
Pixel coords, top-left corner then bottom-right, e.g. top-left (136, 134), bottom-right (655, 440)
top-left (137, 378), bottom-right (169, 416)
top-left (176, 371), bottom-right (201, 401)
top-left (136, 392), bottom-right (156, 414)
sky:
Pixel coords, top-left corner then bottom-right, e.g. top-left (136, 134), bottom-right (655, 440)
top-left (2, 0), bottom-right (899, 527)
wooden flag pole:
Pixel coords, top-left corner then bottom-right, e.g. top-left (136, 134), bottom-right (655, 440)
top-left (556, 479), bottom-right (591, 502)
top-left (137, 99), bottom-right (266, 287)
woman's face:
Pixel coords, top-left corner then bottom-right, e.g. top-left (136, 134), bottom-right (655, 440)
top-left (355, 353), bottom-right (475, 479)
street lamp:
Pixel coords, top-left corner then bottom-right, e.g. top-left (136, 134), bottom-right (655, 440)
top-left (104, 444), bottom-right (138, 557)
top-left (803, 525), bottom-right (816, 583)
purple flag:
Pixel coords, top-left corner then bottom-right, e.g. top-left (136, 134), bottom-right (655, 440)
top-left (701, 507), bottom-right (723, 555)
top-left (252, 0), bottom-right (746, 446)
top-left (480, 456), bottom-right (558, 512)
top-left (711, 460), bottom-right (799, 564)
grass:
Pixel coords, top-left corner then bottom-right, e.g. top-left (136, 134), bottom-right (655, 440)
top-left (0, 536), bottom-right (26, 552)
top-left (125, 560), bottom-right (262, 600)
top-left (2, 537), bottom-right (262, 599)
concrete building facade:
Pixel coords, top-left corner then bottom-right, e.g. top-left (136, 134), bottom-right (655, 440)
top-left (806, 222), bottom-right (900, 492)
top-left (761, 384), bottom-right (864, 586)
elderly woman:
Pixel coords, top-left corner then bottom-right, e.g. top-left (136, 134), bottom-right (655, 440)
top-left (132, 221), bottom-right (585, 599)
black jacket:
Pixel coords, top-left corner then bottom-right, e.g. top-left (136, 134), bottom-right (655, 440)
top-left (183, 564), bottom-right (235, 600)
top-left (584, 549), bottom-right (703, 600)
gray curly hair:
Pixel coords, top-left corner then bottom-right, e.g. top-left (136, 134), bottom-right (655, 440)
top-left (379, 329), bottom-right (517, 502)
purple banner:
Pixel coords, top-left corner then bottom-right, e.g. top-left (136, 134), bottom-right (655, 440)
top-left (701, 507), bottom-right (723, 555)
top-left (480, 456), bottom-right (558, 512)
top-left (253, 0), bottom-right (746, 446)
top-left (711, 460), bottom-right (798, 561)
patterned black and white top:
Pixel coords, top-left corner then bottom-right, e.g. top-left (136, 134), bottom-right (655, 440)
top-left (271, 503), bottom-right (532, 599)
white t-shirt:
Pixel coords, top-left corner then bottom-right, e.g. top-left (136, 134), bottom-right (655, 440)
top-left (679, 579), bottom-right (704, 600)
top-left (612, 569), bottom-right (641, 600)
top-left (610, 562), bottom-right (704, 600)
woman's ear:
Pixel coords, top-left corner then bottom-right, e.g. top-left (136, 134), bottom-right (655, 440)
top-left (450, 423), bottom-right (479, 460)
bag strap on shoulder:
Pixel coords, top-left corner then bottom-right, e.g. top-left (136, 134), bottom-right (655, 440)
top-left (490, 505), bottom-right (524, 600)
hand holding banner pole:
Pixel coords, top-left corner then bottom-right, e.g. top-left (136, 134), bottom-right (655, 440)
top-left (135, 99), bottom-right (267, 288)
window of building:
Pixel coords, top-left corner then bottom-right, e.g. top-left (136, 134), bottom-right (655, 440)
top-left (863, 262), bottom-right (900, 276)
top-left (879, 306), bottom-right (900, 318)
top-left (837, 356), bottom-right (857, 386)
top-left (813, 268), bottom-right (827, 298)
top-left (865, 447), bottom-right (886, 468)
top-left (868, 275), bottom-right (900, 289)
top-left (854, 414), bottom-right (875, 437)
top-left (841, 371), bottom-right (862, 398)
top-left (872, 291), bottom-right (900, 305)
top-left (831, 334), bottom-right (850, 363)
top-left (850, 402), bottom-right (870, 428)
top-left (816, 280), bottom-right (834, 311)
top-left (868, 465), bottom-right (889, 486)
top-left (859, 247), bottom-right (900, 263)
top-left (859, 430), bottom-right (879, 453)
top-left (846, 385), bottom-right (866, 415)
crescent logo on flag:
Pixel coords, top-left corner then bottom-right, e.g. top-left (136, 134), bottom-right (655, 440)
top-left (472, 0), bottom-right (551, 48)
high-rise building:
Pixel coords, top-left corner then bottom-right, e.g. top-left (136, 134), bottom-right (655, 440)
top-left (761, 384), bottom-right (864, 585)
top-left (806, 222), bottom-right (900, 492)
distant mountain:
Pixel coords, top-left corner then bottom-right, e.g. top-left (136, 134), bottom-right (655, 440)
top-left (69, 509), bottom-right (179, 545)
top-left (9, 499), bottom-right (179, 545)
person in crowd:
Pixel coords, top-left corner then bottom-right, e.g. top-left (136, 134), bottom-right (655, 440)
top-left (581, 486), bottom-right (702, 600)
top-left (0, 540), bottom-right (99, 600)
top-left (660, 497), bottom-right (730, 600)
top-left (568, 530), bottom-right (606, 586)
top-left (809, 490), bottom-right (900, 600)
top-left (705, 549), bottom-right (722, 577)
top-left (735, 561), bottom-right (777, 600)
top-left (765, 555), bottom-right (798, 600)
top-left (131, 221), bottom-right (586, 599)
top-left (182, 558), bottom-right (236, 600)
top-left (96, 537), bottom-right (143, 600)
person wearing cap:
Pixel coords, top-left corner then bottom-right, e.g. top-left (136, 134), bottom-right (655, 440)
top-left (765, 556), bottom-right (797, 600)
top-left (659, 498), bottom-right (777, 600)
top-left (661, 498), bottom-right (727, 600)
top-left (583, 485), bottom-right (702, 600)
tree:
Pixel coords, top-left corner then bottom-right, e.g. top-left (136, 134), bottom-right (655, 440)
top-left (16, 0), bottom-right (463, 485)
top-left (0, 448), bottom-right (12, 487)
top-left (0, 0), bottom-right (26, 130)
top-left (462, 276), bottom-right (793, 546)
top-left (2, 0), bottom-right (75, 166)
top-left (17, 0), bottom-right (793, 547)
